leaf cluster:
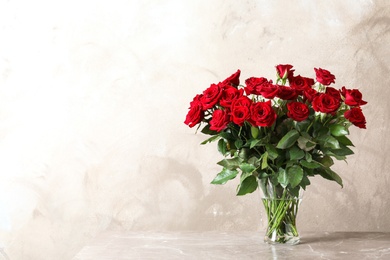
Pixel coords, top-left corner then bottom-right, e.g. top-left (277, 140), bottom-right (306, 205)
top-left (203, 111), bottom-right (354, 196)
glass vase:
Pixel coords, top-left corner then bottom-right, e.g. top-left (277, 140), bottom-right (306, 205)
top-left (259, 179), bottom-right (302, 245)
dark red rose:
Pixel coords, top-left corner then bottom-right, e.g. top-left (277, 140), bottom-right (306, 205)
top-left (303, 88), bottom-right (318, 102)
top-left (249, 100), bottom-right (277, 127)
top-left (287, 102), bottom-right (310, 122)
top-left (276, 64), bottom-right (294, 80)
top-left (200, 83), bottom-right (223, 110)
top-left (184, 102), bottom-right (204, 128)
top-left (231, 95), bottom-right (252, 108)
top-left (326, 87), bottom-right (341, 101)
top-left (290, 75), bottom-right (315, 94)
top-left (220, 86), bottom-right (244, 108)
top-left (230, 96), bottom-right (252, 126)
top-left (341, 87), bottom-right (367, 106)
top-left (314, 68), bottom-right (336, 85)
top-left (189, 94), bottom-right (203, 106)
top-left (231, 106), bottom-right (250, 126)
top-left (276, 86), bottom-right (298, 100)
top-left (209, 109), bottom-right (230, 132)
top-left (244, 77), bottom-right (269, 95)
top-left (222, 69), bottom-right (241, 87)
top-left (260, 83), bottom-right (279, 99)
top-left (344, 107), bottom-right (366, 129)
top-left (312, 93), bottom-right (340, 114)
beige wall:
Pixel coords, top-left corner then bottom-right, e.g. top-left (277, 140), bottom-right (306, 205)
top-left (0, 0), bottom-right (389, 259)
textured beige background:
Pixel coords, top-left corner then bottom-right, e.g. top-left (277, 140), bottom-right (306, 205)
top-left (0, 0), bottom-right (389, 259)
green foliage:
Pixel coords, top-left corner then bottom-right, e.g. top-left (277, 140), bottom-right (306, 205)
top-left (317, 167), bottom-right (343, 188)
top-left (276, 130), bottom-right (300, 149)
top-left (186, 66), bottom-right (367, 196)
top-left (211, 168), bottom-right (239, 185)
top-left (287, 165), bottom-right (304, 188)
top-left (205, 118), bottom-right (353, 195)
top-left (330, 124), bottom-right (349, 136)
top-left (236, 175), bottom-right (258, 195)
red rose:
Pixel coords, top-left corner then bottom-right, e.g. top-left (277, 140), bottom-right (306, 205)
top-left (314, 68), bottom-right (336, 85)
top-left (341, 87), bottom-right (367, 106)
top-left (290, 75), bottom-right (315, 94)
top-left (326, 87), bottom-right (341, 101)
top-left (220, 86), bottom-right (244, 108)
top-left (231, 95), bottom-right (252, 108)
top-left (231, 106), bottom-right (250, 126)
top-left (184, 101), bottom-right (204, 128)
top-left (276, 86), bottom-right (298, 100)
top-left (222, 69), bottom-right (241, 87)
top-left (200, 83), bottom-right (223, 109)
top-left (209, 109), bottom-right (230, 132)
top-left (230, 96), bottom-right (252, 126)
top-left (244, 77), bottom-right (269, 95)
top-left (260, 83), bottom-right (279, 99)
top-left (303, 88), bottom-right (318, 102)
top-left (287, 102), bottom-right (310, 122)
top-left (312, 93), bottom-right (340, 114)
top-left (344, 107), bottom-right (366, 129)
top-left (189, 94), bottom-right (203, 106)
top-left (276, 64), bottom-right (294, 80)
top-left (249, 100), bottom-right (277, 127)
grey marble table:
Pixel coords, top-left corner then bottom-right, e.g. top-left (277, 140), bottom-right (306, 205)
top-left (73, 231), bottom-right (390, 259)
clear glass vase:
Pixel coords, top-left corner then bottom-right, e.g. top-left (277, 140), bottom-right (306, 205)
top-left (259, 179), bottom-right (302, 245)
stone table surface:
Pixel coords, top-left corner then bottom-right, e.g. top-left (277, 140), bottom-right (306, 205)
top-left (72, 231), bottom-right (390, 259)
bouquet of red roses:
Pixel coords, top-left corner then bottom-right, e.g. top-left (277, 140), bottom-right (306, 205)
top-left (184, 65), bottom-right (367, 196)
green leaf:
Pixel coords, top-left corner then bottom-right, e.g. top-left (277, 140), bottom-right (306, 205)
top-left (330, 145), bottom-right (354, 156)
top-left (316, 126), bottom-right (329, 137)
top-left (265, 144), bottom-right (279, 160)
top-left (288, 186), bottom-right (300, 197)
top-left (316, 155), bottom-right (334, 167)
top-left (300, 160), bottom-right (321, 169)
top-left (249, 135), bottom-right (270, 148)
top-left (335, 135), bottom-right (354, 146)
top-left (301, 131), bottom-right (312, 139)
top-left (289, 146), bottom-right (305, 161)
top-left (211, 168), bottom-right (239, 184)
top-left (247, 156), bottom-right (258, 166)
top-left (238, 148), bottom-right (250, 161)
top-left (249, 139), bottom-right (262, 149)
top-left (251, 126), bottom-right (259, 139)
top-left (330, 125), bottom-right (349, 137)
top-left (276, 129), bottom-right (300, 149)
top-left (287, 165), bottom-right (304, 188)
top-left (326, 136), bottom-right (340, 149)
top-left (297, 136), bottom-right (316, 151)
top-left (258, 171), bottom-right (269, 179)
top-left (305, 168), bottom-right (315, 176)
top-left (217, 158), bottom-right (241, 170)
top-left (277, 168), bottom-right (289, 188)
top-left (318, 168), bottom-right (343, 188)
top-left (234, 139), bottom-right (243, 149)
top-left (295, 120), bottom-right (310, 132)
top-left (201, 124), bottom-right (218, 135)
top-left (201, 135), bottom-right (220, 145)
top-left (218, 131), bottom-right (234, 141)
top-left (305, 152), bottom-right (312, 162)
top-left (261, 152), bottom-right (269, 170)
top-left (236, 175), bottom-right (258, 195)
top-left (300, 174), bottom-right (311, 190)
top-left (239, 171), bottom-right (253, 182)
top-left (239, 163), bottom-right (256, 173)
top-left (217, 139), bottom-right (227, 155)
